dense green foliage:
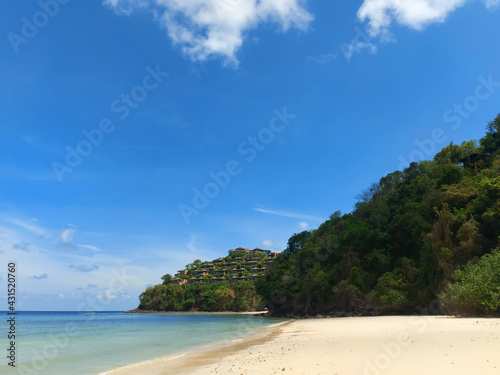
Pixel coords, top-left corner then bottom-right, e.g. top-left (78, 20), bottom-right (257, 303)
top-left (136, 115), bottom-right (500, 317)
top-left (136, 250), bottom-right (269, 311)
top-left (138, 281), bottom-right (262, 312)
top-left (441, 249), bottom-right (500, 316)
top-left (256, 114), bottom-right (500, 317)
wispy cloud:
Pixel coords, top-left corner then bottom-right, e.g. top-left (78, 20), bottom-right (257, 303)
top-left (31, 274), bottom-right (48, 280)
top-left (78, 244), bottom-right (102, 252)
top-left (13, 242), bottom-right (32, 252)
top-left (9, 218), bottom-right (48, 237)
top-left (343, 40), bottom-right (377, 61)
top-left (308, 53), bottom-right (336, 64)
top-left (104, 0), bottom-right (313, 65)
top-left (254, 207), bottom-right (323, 222)
top-left (299, 222), bottom-right (309, 229)
top-left (483, 0), bottom-right (500, 9)
top-left (68, 264), bottom-right (99, 273)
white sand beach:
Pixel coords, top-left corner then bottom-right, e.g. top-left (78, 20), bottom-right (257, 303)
top-left (106, 316), bottom-right (500, 375)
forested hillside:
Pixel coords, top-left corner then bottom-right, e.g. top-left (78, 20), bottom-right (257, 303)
top-left (136, 249), bottom-right (272, 312)
top-left (256, 114), bottom-right (500, 317)
top-left (135, 115), bottom-right (500, 317)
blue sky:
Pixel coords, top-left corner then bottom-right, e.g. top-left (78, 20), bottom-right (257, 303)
top-left (1, 0), bottom-right (499, 310)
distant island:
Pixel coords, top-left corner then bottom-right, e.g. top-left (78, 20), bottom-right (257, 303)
top-left (132, 114), bottom-right (500, 318)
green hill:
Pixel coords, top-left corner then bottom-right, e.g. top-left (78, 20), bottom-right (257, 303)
top-left (256, 114), bottom-right (500, 317)
top-left (135, 114), bottom-right (500, 317)
top-left (136, 248), bottom-right (276, 312)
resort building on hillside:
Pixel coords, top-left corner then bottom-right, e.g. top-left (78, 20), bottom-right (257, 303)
top-left (188, 277), bottom-right (204, 284)
top-left (232, 247), bottom-right (276, 257)
top-left (229, 276), bottom-right (239, 283)
top-left (176, 270), bottom-right (188, 276)
top-left (228, 262), bottom-right (238, 267)
top-left (209, 277), bottom-right (225, 283)
top-left (192, 269), bottom-right (208, 276)
top-left (250, 275), bottom-right (260, 281)
top-left (246, 261), bottom-right (258, 266)
top-left (250, 267), bottom-right (262, 274)
top-left (172, 278), bottom-right (187, 285)
top-left (213, 258), bottom-right (224, 264)
top-left (211, 269), bottom-right (225, 275)
top-left (229, 269), bottom-right (239, 274)
top-left (202, 263), bottom-right (214, 269)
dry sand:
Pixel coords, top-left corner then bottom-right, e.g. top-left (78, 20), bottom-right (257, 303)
top-left (104, 316), bottom-right (500, 375)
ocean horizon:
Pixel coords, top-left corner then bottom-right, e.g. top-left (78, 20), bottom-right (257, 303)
top-left (6, 311), bottom-right (285, 375)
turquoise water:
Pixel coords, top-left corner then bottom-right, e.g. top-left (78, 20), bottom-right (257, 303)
top-left (3, 311), bottom-right (284, 375)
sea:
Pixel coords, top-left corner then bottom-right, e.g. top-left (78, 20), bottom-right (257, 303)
top-left (2, 311), bottom-right (285, 375)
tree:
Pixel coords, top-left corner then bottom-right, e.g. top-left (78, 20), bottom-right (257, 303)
top-left (480, 114), bottom-right (500, 154)
top-left (161, 274), bottom-right (173, 285)
top-left (283, 230), bottom-right (311, 259)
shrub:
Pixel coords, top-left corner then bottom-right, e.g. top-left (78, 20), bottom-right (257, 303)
top-left (371, 271), bottom-right (410, 312)
top-left (441, 249), bottom-right (500, 317)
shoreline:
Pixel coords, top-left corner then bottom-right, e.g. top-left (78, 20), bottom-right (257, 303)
top-left (105, 315), bottom-right (500, 375)
top-left (124, 309), bottom-right (269, 315)
top-left (98, 319), bottom-right (291, 375)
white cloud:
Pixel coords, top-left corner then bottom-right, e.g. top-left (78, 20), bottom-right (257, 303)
top-left (299, 222), bottom-right (308, 229)
top-left (97, 290), bottom-right (118, 300)
top-left (61, 227), bottom-right (76, 243)
top-left (357, 0), bottom-right (474, 37)
top-left (104, 0), bottom-right (313, 65)
top-left (262, 239), bottom-right (274, 248)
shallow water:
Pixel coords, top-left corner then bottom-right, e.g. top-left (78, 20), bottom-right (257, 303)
top-left (6, 311), bottom-right (283, 375)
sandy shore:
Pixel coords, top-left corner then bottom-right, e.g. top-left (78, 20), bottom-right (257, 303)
top-left (104, 316), bottom-right (500, 375)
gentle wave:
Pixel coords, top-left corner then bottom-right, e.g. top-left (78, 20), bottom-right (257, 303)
top-left (97, 353), bottom-right (188, 375)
